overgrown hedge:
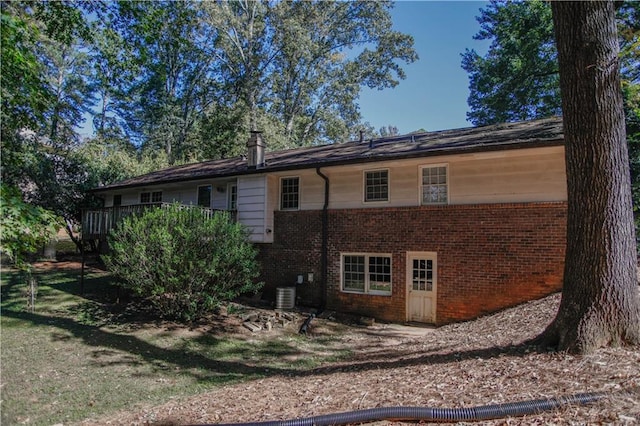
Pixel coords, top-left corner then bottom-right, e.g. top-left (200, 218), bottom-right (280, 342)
top-left (103, 204), bottom-right (262, 321)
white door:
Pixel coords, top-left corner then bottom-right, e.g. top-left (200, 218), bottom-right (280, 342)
top-left (407, 252), bottom-right (437, 323)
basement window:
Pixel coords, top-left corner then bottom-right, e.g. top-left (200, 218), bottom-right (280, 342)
top-left (342, 254), bottom-right (392, 295)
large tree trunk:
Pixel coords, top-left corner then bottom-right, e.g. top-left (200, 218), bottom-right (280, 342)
top-left (537, 1), bottom-right (640, 353)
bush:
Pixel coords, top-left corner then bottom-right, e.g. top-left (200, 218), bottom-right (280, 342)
top-left (103, 204), bottom-right (262, 321)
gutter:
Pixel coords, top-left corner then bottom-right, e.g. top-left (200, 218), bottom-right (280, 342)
top-left (315, 167), bottom-right (329, 311)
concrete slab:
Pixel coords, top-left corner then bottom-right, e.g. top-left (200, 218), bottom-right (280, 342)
top-left (364, 322), bottom-right (436, 338)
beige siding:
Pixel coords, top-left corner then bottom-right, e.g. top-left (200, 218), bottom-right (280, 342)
top-left (265, 175), bottom-right (277, 243)
top-left (100, 146), bottom-right (566, 237)
top-left (267, 146), bottom-right (566, 210)
top-left (111, 192), bottom-right (139, 207)
top-left (211, 185), bottom-right (227, 210)
top-left (300, 172), bottom-right (326, 210)
top-left (451, 150), bottom-right (566, 204)
top-left (164, 188), bottom-right (190, 204)
top-left (237, 175), bottom-right (268, 242)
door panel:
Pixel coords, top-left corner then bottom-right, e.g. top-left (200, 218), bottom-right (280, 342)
top-left (407, 252), bottom-right (437, 323)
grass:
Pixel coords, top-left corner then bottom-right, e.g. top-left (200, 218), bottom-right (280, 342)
top-left (0, 263), bottom-right (351, 425)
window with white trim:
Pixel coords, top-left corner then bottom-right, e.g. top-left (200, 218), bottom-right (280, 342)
top-left (140, 191), bottom-right (162, 204)
top-left (342, 254), bottom-right (392, 295)
top-left (197, 185), bottom-right (212, 207)
top-left (421, 165), bottom-right (448, 204)
top-left (280, 177), bottom-right (299, 210)
top-left (228, 183), bottom-right (237, 210)
top-left (364, 169), bottom-right (388, 202)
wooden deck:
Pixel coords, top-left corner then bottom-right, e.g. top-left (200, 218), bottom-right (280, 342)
top-left (81, 203), bottom-right (233, 240)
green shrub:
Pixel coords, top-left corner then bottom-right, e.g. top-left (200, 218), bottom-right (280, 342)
top-left (103, 204), bottom-right (262, 321)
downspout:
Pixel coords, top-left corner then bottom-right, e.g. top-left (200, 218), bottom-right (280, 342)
top-left (316, 167), bottom-right (329, 311)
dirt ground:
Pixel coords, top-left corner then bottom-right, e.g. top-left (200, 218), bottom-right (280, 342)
top-left (63, 277), bottom-right (640, 426)
top-left (30, 258), bottom-right (639, 425)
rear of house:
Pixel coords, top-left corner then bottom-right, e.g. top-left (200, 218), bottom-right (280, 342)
top-left (88, 117), bottom-right (567, 325)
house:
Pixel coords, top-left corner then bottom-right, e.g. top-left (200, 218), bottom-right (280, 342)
top-left (87, 116), bottom-right (567, 325)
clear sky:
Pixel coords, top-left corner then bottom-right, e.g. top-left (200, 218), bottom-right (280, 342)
top-left (358, 1), bottom-right (490, 134)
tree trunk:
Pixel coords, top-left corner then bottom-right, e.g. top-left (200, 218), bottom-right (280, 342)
top-left (536, 1), bottom-right (640, 353)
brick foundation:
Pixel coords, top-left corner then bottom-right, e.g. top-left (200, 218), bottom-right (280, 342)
top-left (257, 202), bottom-right (567, 325)
top-left (256, 211), bottom-right (323, 307)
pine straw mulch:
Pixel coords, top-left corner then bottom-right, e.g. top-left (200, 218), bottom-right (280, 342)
top-left (79, 293), bottom-right (640, 426)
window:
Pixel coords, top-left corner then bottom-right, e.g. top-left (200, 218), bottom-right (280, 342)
top-left (228, 183), bottom-right (237, 210)
top-left (342, 254), bottom-right (392, 295)
top-left (412, 258), bottom-right (434, 292)
top-left (140, 191), bottom-right (162, 204)
top-left (280, 177), bottom-right (299, 210)
top-left (364, 169), bottom-right (388, 202)
top-left (113, 194), bottom-right (122, 206)
top-left (343, 255), bottom-right (365, 292)
top-left (421, 165), bottom-right (448, 204)
top-left (197, 185), bottom-right (212, 207)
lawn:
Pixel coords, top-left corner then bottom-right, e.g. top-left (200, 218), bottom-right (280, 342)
top-left (0, 261), bottom-right (351, 425)
top-left (2, 259), bottom-right (639, 425)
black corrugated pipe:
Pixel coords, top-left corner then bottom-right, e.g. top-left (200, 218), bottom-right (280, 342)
top-left (315, 167), bottom-right (329, 312)
top-left (208, 392), bottom-right (605, 426)
top-left (298, 313), bottom-right (315, 334)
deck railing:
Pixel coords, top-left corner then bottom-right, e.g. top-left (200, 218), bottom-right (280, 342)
top-left (81, 203), bottom-right (235, 240)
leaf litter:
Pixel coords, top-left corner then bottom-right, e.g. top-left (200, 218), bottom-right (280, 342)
top-left (79, 292), bottom-right (640, 425)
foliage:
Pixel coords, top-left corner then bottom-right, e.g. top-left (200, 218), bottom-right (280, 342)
top-left (624, 81), bottom-right (640, 231)
top-left (204, 0), bottom-right (417, 148)
top-left (462, 0), bottom-right (638, 127)
top-left (80, 1), bottom-right (417, 162)
top-left (1, 3), bottom-right (52, 186)
top-left (3, 0), bottom-right (415, 189)
top-left (0, 184), bottom-right (62, 269)
top-left (461, 0), bottom-right (560, 125)
top-left (77, 137), bottom-right (172, 187)
top-left (108, 1), bottom-right (222, 164)
top-left (1, 1), bottom-right (96, 179)
top-left (462, 0), bottom-right (640, 237)
top-left (2, 2), bottom-right (99, 246)
top-left (103, 204), bottom-right (262, 321)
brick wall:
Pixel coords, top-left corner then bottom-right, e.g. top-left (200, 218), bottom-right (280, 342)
top-left (258, 202), bottom-right (567, 325)
top-left (256, 210), bottom-right (324, 306)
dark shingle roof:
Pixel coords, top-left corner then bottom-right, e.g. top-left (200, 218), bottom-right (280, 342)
top-left (92, 116), bottom-right (563, 192)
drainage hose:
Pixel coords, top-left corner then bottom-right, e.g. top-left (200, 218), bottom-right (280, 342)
top-left (210, 391), bottom-right (605, 426)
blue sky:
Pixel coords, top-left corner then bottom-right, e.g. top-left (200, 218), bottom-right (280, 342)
top-left (358, 1), bottom-right (490, 134)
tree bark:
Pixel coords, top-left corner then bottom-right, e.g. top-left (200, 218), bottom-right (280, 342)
top-left (536, 1), bottom-right (640, 353)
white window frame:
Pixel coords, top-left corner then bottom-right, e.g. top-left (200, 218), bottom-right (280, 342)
top-left (280, 176), bottom-right (300, 211)
top-left (363, 168), bottom-right (390, 203)
top-left (140, 190), bottom-right (162, 204)
top-left (227, 183), bottom-right (238, 211)
top-left (420, 164), bottom-right (449, 205)
top-left (197, 185), bottom-right (212, 208)
top-left (341, 253), bottom-right (392, 296)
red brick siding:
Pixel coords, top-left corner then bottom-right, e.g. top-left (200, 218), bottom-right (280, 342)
top-left (258, 202), bottom-right (566, 325)
top-left (256, 211), bottom-right (323, 306)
